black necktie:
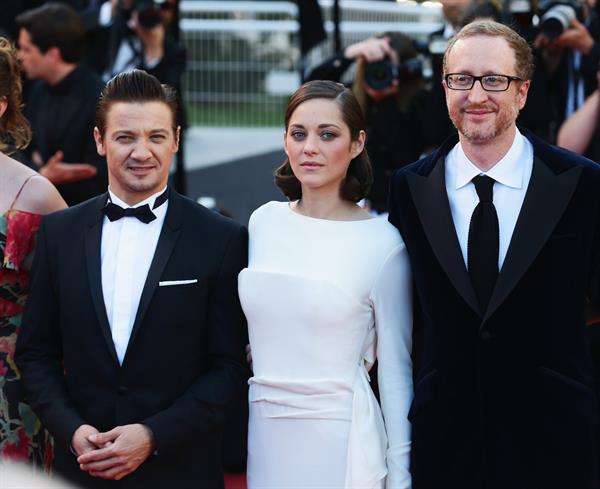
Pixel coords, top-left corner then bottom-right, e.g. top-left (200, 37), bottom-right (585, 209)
top-left (468, 175), bottom-right (499, 311)
top-left (102, 189), bottom-right (169, 224)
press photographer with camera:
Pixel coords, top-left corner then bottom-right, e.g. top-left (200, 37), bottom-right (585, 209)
top-left (534, 0), bottom-right (600, 129)
top-left (96, 0), bottom-right (185, 88)
top-left (305, 33), bottom-right (431, 213)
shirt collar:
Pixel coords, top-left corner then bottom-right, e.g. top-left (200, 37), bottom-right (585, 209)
top-left (107, 186), bottom-right (168, 209)
top-left (454, 129), bottom-right (526, 190)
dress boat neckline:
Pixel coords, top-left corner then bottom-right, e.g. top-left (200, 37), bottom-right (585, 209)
top-left (284, 201), bottom-right (377, 223)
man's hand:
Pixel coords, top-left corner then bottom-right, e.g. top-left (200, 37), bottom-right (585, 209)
top-left (555, 18), bottom-right (595, 55)
top-left (77, 424), bottom-right (154, 480)
top-left (344, 37), bottom-right (394, 63)
top-left (72, 424), bottom-right (101, 457)
top-left (39, 150), bottom-right (98, 185)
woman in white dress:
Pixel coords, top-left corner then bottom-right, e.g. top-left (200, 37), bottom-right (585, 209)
top-left (238, 80), bottom-right (413, 489)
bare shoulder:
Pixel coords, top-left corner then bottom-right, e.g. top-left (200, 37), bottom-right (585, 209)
top-left (16, 174), bottom-right (67, 215)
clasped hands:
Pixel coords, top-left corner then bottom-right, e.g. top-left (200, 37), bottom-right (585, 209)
top-left (72, 423), bottom-right (154, 481)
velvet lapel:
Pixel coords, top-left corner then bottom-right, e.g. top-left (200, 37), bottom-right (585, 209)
top-left (407, 154), bottom-right (481, 316)
top-left (122, 190), bottom-right (184, 365)
top-left (482, 156), bottom-right (582, 324)
top-left (84, 193), bottom-right (119, 366)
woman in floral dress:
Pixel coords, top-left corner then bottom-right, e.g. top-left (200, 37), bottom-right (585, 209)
top-left (0, 37), bottom-right (66, 469)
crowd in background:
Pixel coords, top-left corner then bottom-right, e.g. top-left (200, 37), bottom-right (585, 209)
top-left (0, 0), bottom-right (186, 207)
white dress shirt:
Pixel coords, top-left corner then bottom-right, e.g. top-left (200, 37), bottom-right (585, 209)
top-left (445, 129), bottom-right (534, 271)
top-left (101, 187), bottom-right (168, 364)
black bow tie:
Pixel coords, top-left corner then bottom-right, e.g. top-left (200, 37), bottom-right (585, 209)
top-left (102, 189), bottom-right (169, 224)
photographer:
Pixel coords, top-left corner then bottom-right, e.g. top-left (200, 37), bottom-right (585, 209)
top-left (534, 0), bottom-right (600, 130)
top-left (305, 33), bottom-right (430, 213)
top-left (99, 0), bottom-right (185, 87)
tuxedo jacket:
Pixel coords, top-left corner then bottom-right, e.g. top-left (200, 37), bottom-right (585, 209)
top-left (389, 129), bottom-right (600, 489)
top-left (16, 190), bottom-right (249, 489)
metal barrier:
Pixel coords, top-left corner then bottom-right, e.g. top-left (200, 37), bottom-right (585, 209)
top-left (180, 0), bottom-right (443, 127)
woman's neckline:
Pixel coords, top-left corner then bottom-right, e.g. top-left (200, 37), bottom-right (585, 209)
top-left (285, 201), bottom-right (376, 223)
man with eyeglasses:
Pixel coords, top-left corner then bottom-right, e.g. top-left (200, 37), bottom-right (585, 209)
top-left (389, 19), bottom-right (600, 489)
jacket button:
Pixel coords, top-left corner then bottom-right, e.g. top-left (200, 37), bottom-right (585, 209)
top-left (481, 331), bottom-right (495, 341)
top-left (118, 385), bottom-right (128, 395)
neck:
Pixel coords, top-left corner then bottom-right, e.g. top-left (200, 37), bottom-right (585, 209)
top-left (459, 125), bottom-right (517, 172)
top-left (110, 186), bottom-right (166, 207)
top-left (45, 62), bottom-right (77, 86)
top-left (295, 187), bottom-right (355, 220)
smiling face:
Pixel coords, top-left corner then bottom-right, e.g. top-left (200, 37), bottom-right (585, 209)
top-left (283, 98), bottom-right (365, 198)
top-left (443, 35), bottom-right (530, 145)
top-left (94, 101), bottom-right (179, 205)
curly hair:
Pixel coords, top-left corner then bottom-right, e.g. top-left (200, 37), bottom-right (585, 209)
top-left (0, 38), bottom-right (31, 153)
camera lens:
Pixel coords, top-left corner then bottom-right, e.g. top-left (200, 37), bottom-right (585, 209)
top-left (540, 4), bottom-right (576, 38)
top-left (364, 58), bottom-right (397, 91)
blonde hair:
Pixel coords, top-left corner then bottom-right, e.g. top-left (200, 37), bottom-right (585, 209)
top-left (443, 19), bottom-right (534, 80)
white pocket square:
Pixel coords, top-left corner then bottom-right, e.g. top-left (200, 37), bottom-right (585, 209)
top-left (159, 279), bottom-right (198, 287)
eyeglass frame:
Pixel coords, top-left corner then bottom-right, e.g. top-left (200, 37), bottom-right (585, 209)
top-left (444, 73), bottom-right (525, 92)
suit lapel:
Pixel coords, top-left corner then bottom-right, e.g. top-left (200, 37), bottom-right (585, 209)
top-left (407, 155), bottom-right (481, 316)
top-left (84, 193), bottom-right (120, 366)
top-left (124, 191), bottom-right (184, 361)
top-left (483, 156), bottom-right (582, 323)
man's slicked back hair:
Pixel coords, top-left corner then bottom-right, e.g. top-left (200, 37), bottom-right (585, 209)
top-left (95, 69), bottom-right (179, 136)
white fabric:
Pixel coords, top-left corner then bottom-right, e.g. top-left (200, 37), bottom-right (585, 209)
top-left (101, 187), bottom-right (168, 364)
top-left (239, 201), bottom-right (413, 489)
top-left (445, 129), bottom-right (533, 270)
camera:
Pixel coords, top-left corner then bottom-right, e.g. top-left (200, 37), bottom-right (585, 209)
top-left (364, 58), bottom-right (398, 91)
top-left (364, 56), bottom-right (423, 93)
top-left (538, 0), bottom-right (584, 38)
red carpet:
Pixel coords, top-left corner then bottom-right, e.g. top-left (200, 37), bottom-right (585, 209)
top-left (224, 472), bottom-right (247, 489)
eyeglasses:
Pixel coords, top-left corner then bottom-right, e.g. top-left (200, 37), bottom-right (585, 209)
top-left (445, 73), bottom-right (524, 92)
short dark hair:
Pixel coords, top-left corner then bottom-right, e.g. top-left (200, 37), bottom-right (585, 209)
top-left (17, 3), bottom-right (86, 64)
top-left (95, 69), bottom-right (179, 136)
top-left (275, 80), bottom-right (372, 202)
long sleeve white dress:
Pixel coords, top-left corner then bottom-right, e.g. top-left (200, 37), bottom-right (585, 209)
top-left (238, 201), bottom-right (413, 489)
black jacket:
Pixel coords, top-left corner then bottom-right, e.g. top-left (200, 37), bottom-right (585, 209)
top-left (16, 190), bottom-right (249, 489)
top-left (389, 129), bottom-right (600, 489)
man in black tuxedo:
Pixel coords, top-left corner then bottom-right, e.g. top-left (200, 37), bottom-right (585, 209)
top-left (389, 20), bottom-right (600, 489)
top-left (16, 69), bottom-right (249, 488)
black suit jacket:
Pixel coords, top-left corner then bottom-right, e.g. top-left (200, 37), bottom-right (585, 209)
top-left (389, 129), bottom-right (600, 489)
top-left (16, 190), bottom-right (249, 489)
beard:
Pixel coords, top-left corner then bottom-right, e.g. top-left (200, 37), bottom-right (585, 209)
top-left (448, 98), bottom-right (520, 143)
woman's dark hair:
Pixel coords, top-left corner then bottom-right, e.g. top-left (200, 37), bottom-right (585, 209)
top-left (96, 69), bottom-right (179, 136)
top-left (0, 38), bottom-right (31, 153)
top-left (275, 80), bottom-right (372, 202)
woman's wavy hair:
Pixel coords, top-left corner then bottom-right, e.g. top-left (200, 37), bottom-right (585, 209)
top-left (275, 80), bottom-right (372, 202)
top-left (0, 38), bottom-right (31, 153)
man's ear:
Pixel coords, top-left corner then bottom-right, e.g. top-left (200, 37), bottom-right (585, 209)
top-left (173, 126), bottom-right (181, 152)
top-left (93, 127), bottom-right (106, 156)
top-left (45, 46), bottom-right (62, 64)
